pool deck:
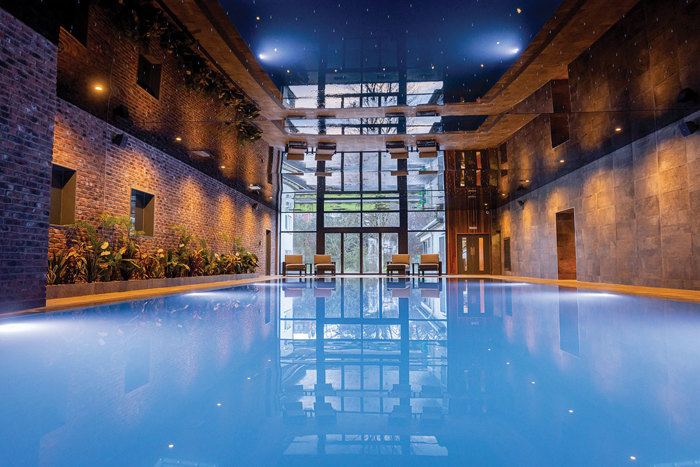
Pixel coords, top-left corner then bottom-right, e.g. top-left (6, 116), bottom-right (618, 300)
top-left (4, 274), bottom-right (699, 317)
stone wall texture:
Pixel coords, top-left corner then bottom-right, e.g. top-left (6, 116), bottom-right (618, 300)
top-left (50, 99), bottom-right (277, 270)
top-left (495, 0), bottom-right (700, 290)
top-left (497, 109), bottom-right (700, 289)
top-left (0, 8), bottom-right (57, 312)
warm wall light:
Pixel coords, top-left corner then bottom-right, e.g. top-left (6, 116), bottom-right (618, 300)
top-left (559, 159), bottom-right (565, 163)
top-left (220, 165), bottom-right (226, 169)
top-left (614, 127), bottom-right (622, 132)
top-left (94, 84), bottom-right (104, 92)
top-left (175, 137), bottom-right (182, 142)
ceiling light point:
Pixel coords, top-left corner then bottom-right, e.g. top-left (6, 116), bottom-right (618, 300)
top-left (286, 69), bottom-right (290, 73)
top-left (517, 8), bottom-right (522, 14)
top-left (480, 63), bottom-right (484, 68)
top-left (256, 16), bottom-right (260, 20)
top-left (273, 47), bottom-right (277, 52)
top-left (431, 65), bottom-right (435, 70)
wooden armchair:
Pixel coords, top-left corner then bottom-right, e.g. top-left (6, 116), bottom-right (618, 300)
top-left (386, 254), bottom-right (411, 275)
top-left (418, 254), bottom-right (442, 276)
top-left (314, 254), bottom-right (336, 275)
top-left (282, 254), bottom-right (306, 275)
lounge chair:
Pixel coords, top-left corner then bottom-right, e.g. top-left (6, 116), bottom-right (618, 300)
top-left (386, 254), bottom-right (411, 275)
top-left (418, 254), bottom-right (442, 276)
top-left (283, 254), bottom-right (306, 276)
top-left (314, 254), bottom-right (336, 275)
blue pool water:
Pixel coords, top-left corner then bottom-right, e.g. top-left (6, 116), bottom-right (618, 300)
top-left (1, 278), bottom-right (700, 466)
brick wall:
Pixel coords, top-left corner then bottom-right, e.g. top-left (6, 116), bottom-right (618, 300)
top-left (50, 99), bottom-right (276, 271)
top-left (56, 3), bottom-right (277, 208)
top-left (0, 8), bottom-right (56, 313)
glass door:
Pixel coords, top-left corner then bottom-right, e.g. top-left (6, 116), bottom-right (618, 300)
top-left (457, 234), bottom-right (491, 274)
top-left (325, 231), bottom-right (399, 274)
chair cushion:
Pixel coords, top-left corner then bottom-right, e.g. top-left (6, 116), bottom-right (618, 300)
top-left (387, 263), bottom-right (409, 269)
top-left (285, 254), bottom-right (303, 264)
top-left (420, 254), bottom-right (440, 264)
top-left (285, 264), bottom-right (305, 270)
top-left (391, 254), bottom-right (410, 264)
top-left (314, 254), bottom-right (332, 264)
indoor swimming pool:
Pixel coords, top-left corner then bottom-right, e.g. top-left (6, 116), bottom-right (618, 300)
top-left (1, 278), bottom-right (699, 466)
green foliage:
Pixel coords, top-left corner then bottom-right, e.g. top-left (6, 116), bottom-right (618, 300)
top-left (47, 250), bottom-right (76, 285)
top-left (47, 219), bottom-right (258, 285)
top-left (95, 0), bottom-right (261, 142)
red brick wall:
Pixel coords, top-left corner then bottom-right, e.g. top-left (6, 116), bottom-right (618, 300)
top-left (50, 99), bottom-right (277, 270)
top-left (0, 8), bottom-right (57, 312)
top-left (56, 4), bottom-right (277, 207)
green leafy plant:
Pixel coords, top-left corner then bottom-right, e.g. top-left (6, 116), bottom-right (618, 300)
top-left (47, 250), bottom-right (77, 285)
top-left (72, 221), bottom-right (108, 283)
top-left (101, 214), bottom-right (144, 281)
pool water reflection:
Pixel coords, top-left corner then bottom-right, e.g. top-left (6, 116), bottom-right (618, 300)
top-left (1, 278), bottom-right (700, 466)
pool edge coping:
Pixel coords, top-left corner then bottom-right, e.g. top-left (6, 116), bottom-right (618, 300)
top-left (3, 273), bottom-right (699, 318)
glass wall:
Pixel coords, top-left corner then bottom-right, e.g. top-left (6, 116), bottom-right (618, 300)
top-left (280, 150), bottom-right (446, 273)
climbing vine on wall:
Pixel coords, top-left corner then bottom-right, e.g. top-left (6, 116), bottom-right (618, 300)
top-left (96, 0), bottom-right (262, 142)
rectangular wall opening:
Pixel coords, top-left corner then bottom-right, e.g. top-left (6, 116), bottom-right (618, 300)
top-left (130, 189), bottom-right (155, 236)
top-left (50, 164), bottom-right (76, 225)
top-left (137, 54), bottom-right (162, 99)
top-left (503, 237), bottom-right (511, 272)
top-left (555, 208), bottom-right (576, 280)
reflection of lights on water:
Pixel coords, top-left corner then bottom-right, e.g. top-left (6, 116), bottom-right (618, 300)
top-left (216, 402), bottom-right (222, 407)
top-left (506, 362), bottom-right (511, 365)
top-left (168, 444), bottom-right (174, 449)
top-left (0, 323), bottom-right (41, 333)
top-left (569, 409), bottom-right (574, 413)
top-left (630, 456), bottom-right (636, 461)
top-left (531, 381), bottom-right (536, 385)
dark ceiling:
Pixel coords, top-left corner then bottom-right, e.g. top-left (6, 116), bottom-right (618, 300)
top-left (218, 0), bottom-right (563, 104)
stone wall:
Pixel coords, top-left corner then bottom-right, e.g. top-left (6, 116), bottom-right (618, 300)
top-left (0, 8), bottom-right (56, 312)
top-left (497, 110), bottom-right (700, 289)
top-left (50, 99), bottom-right (277, 270)
top-left (495, 0), bottom-right (700, 290)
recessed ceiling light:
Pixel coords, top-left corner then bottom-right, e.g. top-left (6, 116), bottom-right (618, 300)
top-left (256, 16), bottom-right (260, 20)
top-left (496, 41), bottom-right (500, 45)
top-left (286, 69), bottom-right (290, 73)
top-left (334, 69), bottom-right (338, 72)
top-left (517, 8), bottom-right (522, 14)
top-left (480, 64), bottom-right (484, 68)
top-left (273, 47), bottom-right (277, 52)
top-left (382, 67), bottom-right (386, 71)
